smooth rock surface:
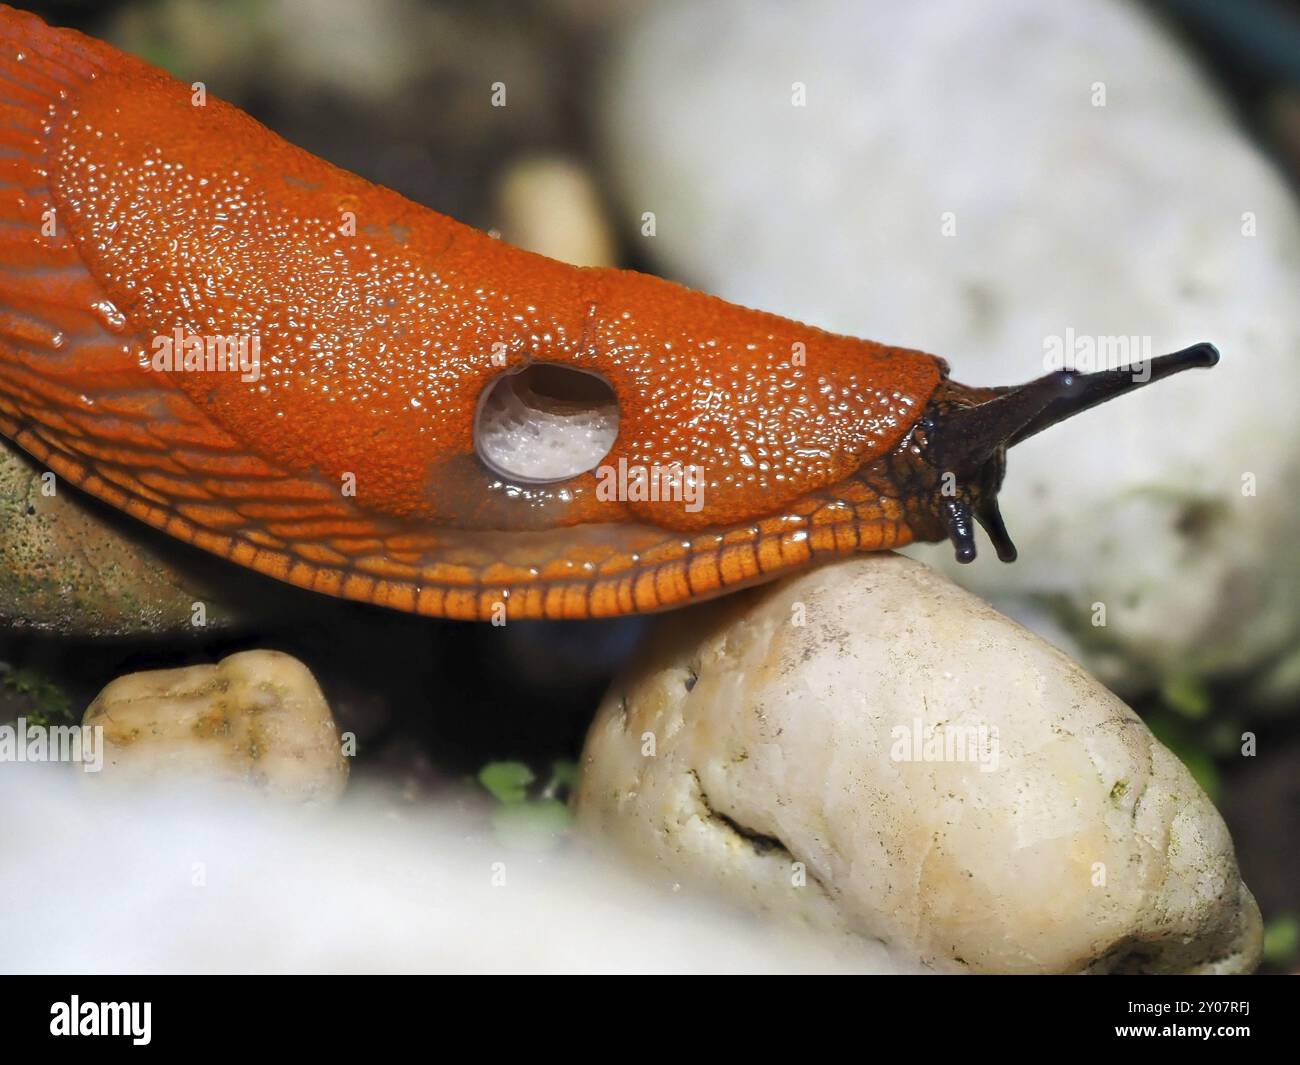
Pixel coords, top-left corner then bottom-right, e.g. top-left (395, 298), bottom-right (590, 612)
top-left (83, 650), bottom-right (349, 804)
top-left (0, 437), bottom-right (270, 637)
top-left (598, 0), bottom-right (1300, 698)
top-left (575, 554), bottom-right (1262, 973)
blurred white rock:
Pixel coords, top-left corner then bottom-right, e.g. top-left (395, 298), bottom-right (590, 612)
top-left (575, 554), bottom-right (1262, 974)
top-left (83, 650), bottom-right (349, 804)
top-left (0, 766), bottom-right (886, 974)
top-left (598, 0), bottom-right (1300, 698)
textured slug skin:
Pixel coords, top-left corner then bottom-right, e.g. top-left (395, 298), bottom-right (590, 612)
top-left (0, 7), bottom-right (943, 620)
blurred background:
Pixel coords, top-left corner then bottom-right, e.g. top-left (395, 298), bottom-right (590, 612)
top-left (2, 0), bottom-right (1297, 971)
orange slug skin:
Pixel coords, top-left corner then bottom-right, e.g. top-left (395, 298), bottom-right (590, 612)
top-left (0, 7), bottom-right (946, 620)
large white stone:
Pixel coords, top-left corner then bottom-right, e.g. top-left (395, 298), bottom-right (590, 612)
top-left (575, 554), bottom-right (1261, 973)
top-left (598, 0), bottom-right (1300, 697)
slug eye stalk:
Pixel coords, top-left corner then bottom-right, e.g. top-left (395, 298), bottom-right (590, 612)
top-left (925, 343), bottom-right (1220, 565)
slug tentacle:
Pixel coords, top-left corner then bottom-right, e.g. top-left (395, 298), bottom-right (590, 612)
top-left (973, 493), bottom-right (1017, 563)
top-left (916, 344), bottom-right (1220, 563)
top-left (1005, 342), bottom-right (1220, 447)
top-left (942, 498), bottom-right (979, 564)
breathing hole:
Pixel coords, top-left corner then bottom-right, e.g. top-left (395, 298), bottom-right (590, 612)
top-left (474, 363), bottom-right (619, 484)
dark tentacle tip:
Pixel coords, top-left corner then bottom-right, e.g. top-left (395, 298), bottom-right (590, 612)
top-left (943, 499), bottom-right (978, 564)
top-left (1177, 341), bottom-right (1220, 368)
top-left (975, 497), bottom-right (1018, 563)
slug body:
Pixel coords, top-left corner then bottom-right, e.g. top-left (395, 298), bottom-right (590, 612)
top-left (0, 8), bottom-right (1217, 620)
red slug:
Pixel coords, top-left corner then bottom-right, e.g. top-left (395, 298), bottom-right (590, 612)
top-left (0, 7), bottom-right (1217, 621)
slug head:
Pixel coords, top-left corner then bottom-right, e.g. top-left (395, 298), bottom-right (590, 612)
top-left (886, 342), bottom-right (1220, 564)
